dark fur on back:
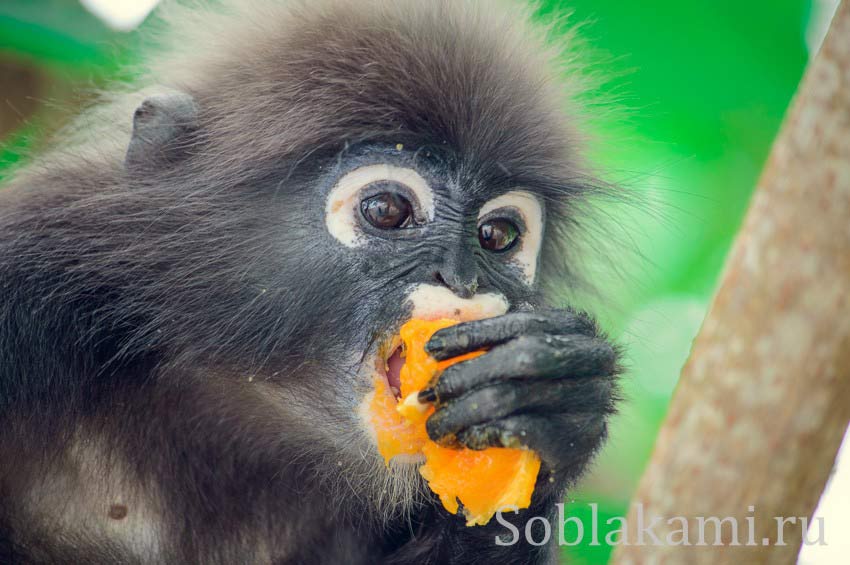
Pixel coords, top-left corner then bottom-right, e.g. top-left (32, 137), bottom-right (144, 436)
top-left (0, 1), bottom-right (613, 563)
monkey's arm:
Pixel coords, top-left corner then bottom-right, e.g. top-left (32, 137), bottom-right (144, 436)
top-left (389, 310), bottom-right (619, 563)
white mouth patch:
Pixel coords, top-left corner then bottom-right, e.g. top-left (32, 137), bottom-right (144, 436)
top-left (479, 190), bottom-right (544, 285)
top-left (325, 164), bottom-right (435, 247)
top-left (406, 283), bottom-right (509, 321)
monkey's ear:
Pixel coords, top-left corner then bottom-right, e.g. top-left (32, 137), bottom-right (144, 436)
top-left (125, 92), bottom-right (199, 173)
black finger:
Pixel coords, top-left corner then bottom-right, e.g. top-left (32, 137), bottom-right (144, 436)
top-left (425, 310), bottom-right (597, 361)
top-left (433, 334), bottom-right (616, 402)
top-left (456, 413), bottom-right (608, 474)
top-left (425, 377), bottom-right (614, 445)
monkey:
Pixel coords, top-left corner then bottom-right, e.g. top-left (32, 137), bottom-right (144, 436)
top-left (0, 1), bottom-right (621, 563)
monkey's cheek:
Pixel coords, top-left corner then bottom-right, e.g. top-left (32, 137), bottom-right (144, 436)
top-left (357, 388), bottom-right (382, 447)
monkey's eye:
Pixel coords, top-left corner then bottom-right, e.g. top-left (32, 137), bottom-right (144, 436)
top-left (478, 218), bottom-right (519, 252)
top-left (360, 192), bottom-right (413, 229)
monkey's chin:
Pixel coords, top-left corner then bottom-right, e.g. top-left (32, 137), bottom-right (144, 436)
top-left (388, 453), bottom-right (426, 466)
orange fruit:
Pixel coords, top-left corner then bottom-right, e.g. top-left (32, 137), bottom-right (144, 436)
top-left (370, 318), bottom-right (541, 526)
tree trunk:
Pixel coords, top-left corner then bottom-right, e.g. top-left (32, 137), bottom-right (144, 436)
top-left (612, 2), bottom-right (850, 562)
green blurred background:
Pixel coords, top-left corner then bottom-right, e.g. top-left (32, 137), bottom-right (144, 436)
top-left (0, 0), bottom-right (832, 562)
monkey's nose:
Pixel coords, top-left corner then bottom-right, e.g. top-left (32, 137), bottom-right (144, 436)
top-left (433, 271), bottom-right (479, 299)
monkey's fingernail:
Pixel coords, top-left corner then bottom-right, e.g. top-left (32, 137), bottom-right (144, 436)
top-left (418, 388), bottom-right (437, 403)
top-left (425, 337), bottom-right (444, 353)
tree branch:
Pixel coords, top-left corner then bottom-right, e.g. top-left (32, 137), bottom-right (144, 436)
top-left (612, 2), bottom-right (850, 561)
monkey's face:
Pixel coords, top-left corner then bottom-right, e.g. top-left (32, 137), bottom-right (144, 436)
top-left (268, 143), bottom-right (548, 434)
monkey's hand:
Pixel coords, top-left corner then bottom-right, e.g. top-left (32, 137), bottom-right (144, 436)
top-left (421, 309), bottom-right (619, 481)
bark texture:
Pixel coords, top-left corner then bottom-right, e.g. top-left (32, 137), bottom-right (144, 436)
top-left (613, 2), bottom-right (850, 562)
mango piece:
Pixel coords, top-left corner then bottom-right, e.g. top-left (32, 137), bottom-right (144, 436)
top-left (370, 318), bottom-right (540, 526)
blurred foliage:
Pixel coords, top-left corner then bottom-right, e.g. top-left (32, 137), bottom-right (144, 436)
top-left (0, 0), bottom-right (142, 170)
top-left (535, 1), bottom-right (812, 563)
top-left (0, 1), bottom-right (813, 563)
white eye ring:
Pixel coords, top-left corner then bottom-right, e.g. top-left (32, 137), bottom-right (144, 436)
top-left (325, 164), bottom-right (435, 247)
top-left (479, 191), bottom-right (544, 285)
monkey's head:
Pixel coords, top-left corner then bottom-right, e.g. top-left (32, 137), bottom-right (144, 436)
top-left (32, 0), bottom-right (604, 515)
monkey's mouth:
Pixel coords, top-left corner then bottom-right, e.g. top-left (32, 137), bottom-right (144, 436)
top-left (366, 286), bottom-right (511, 406)
top-left (377, 336), bottom-right (405, 400)
top-left (385, 346), bottom-right (405, 399)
